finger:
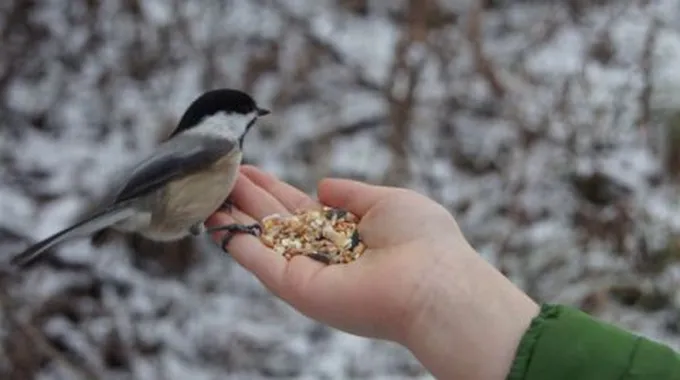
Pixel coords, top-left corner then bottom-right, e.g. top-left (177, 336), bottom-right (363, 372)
top-left (317, 178), bottom-right (397, 217)
top-left (206, 210), bottom-right (288, 295)
top-left (207, 209), bottom-right (339, 311)
top-left (229, 174), bottom-right (290, 221)
top-left (241, 165), bottom-right (318, 212)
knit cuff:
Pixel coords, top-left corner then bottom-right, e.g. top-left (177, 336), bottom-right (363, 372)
top-left (505, 303), bottom-right (559, 380)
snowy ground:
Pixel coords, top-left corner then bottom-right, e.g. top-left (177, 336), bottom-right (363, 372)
top-left (3, 0), bottom-right (680, 378)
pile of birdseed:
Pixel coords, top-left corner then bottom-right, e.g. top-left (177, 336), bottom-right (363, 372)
top-left (259, 207), bottom-right (366, 264)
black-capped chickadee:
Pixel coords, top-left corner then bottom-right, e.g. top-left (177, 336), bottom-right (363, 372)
top-left (10, 88), bottom-right (269, 268)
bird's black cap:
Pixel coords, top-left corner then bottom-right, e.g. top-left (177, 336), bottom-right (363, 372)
top-left (171, 88), bottom-right (269, 137)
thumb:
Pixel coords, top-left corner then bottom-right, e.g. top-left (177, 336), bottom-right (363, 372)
top-left (317, 178), bottom-right (396, 217)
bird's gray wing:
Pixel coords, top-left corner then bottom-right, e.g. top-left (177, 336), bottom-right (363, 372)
top-left (113, 137), bottom-right (235, 204)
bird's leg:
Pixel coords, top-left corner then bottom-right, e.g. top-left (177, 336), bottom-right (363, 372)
top-left (189, 223), bottom-right (205, 236)
top-left (206, 223), bottom-right (262, 252)
top-left (218, 197), bottom-right (235, 214)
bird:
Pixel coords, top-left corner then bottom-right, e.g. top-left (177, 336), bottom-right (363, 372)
top-left (10, 88), bottom-right (270, 268)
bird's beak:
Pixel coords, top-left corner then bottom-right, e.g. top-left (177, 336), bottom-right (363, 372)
top-left (257, 108), bottom-right (270, 117)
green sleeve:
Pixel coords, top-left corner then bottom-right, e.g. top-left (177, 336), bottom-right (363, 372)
top-left (507, 303), bottom-right (680, 380)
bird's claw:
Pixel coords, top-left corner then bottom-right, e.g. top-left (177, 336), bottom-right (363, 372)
top-left (206, 223), bottom-right (262, 252)
top-left (218, 198), bottom-right (235, 214)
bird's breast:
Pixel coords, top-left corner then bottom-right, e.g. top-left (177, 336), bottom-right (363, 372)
top-left (145, 151), bottom-right (242, 241)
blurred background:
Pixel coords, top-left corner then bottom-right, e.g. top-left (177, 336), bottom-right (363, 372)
top-left (1, 0), bottom-right (680, 378)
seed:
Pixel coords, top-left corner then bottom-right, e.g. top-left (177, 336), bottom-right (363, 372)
top-left (257, 206), bottom-right (365, 265)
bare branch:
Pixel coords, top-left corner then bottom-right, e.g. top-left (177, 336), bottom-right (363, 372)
top-left (467, 1), bottom-right (507, 99)
top-left (636, 18), bottom-right (659, 131)
top-left (382, 0), bottom-right (429, 185)
top-left (265, 0), bottom-right (385, 95)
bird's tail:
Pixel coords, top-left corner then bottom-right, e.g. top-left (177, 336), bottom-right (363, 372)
top-left (10, 204), bottom-right (135, 268)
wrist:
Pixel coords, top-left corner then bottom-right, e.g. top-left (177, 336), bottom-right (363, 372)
top-left (400, 244), bottom-right (539, 380)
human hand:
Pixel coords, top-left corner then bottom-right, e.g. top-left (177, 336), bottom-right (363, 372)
top-left (206, 165), bottom-right (476, 343)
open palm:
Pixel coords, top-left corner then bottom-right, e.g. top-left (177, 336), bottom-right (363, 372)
top-left (206, 165), bottom-right (466, 342)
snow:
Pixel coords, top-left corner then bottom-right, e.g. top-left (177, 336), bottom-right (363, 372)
top-left (329, 134), bottom-right (392, 177)
top-left (4, 0), bottom-right (680, 378)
